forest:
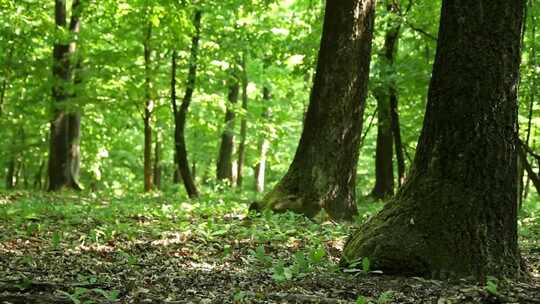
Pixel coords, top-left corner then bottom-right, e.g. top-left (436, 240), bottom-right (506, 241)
top-left (1, 0), bottom-right (540, 303)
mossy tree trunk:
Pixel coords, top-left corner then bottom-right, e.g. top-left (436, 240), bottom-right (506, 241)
top-left (342, 0), bottom-right (525, 279)
top-left (261, 0), bottom-right (376, 220)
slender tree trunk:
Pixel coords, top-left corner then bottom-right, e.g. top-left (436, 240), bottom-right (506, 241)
top-left (343, 0), bottom-right (525, 279)
top-left (236, 53), bottom-right (249, 188)
top-left (172, 10), bottom-right (201, 198)
top-left (255, 86), bottom-right (271, 193)
top-left (371, 2), bottom-right (405, 198)
top-left (48, 0), bottom-right (82, 191)
top-left (0, 44), bottom-right (14, 118)
top-left (14, 161), bottom-right (23, 188)
top-left (520, 146), bottom-right (540, 196)
top-left (371, 93), bottom-right (394, 199)
top-left (5, 158), bottom-right (15, 190)
top-left (217, 70), bottom-right (240, 184)
top-left (143, 23), bottom-right (153, 192)
top-left (390, 90), bottom-right (405, 186)
top-left (153, 133), bottom-right (162, 189)
top-left (259, 0), bottom-right (376, 220)
top-left (521, 10), bottom-right (537, 202)
top-left (523, 139), bottom-right (536, 200)
top-left (388, 2), bottom-right (406, 187)
top-left (34, 160), bottom-right (45, 190)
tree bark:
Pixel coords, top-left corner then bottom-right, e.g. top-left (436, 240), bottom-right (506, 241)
top-left (255, 86), bottom-right (271, 193)
top-left (236, 53), bottom-right (249, 188)
top-left (343, 0), bottom-right (525, 279)
top-left (48, 0), bottom-right (82, 191)
top-left (216, 70), bottom-right (240, 184)
top-left (143, 22), bottom-right (153, 192)
top-left (260, 0), bottom-right (376, 220)
top-left (172, 10), bottom-right (201, 198)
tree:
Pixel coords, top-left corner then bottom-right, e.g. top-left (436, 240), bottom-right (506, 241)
top-left (171, 10), bottom-right (201, 198)
top-left (342, 0), bottom-right (526, 278)
top-left (143, 22), bottom-right (154, 192)
top-left (236, 53), bottom-right (249, 188)
top-left (48, 0), bottom-right (83, 191)
top-left (216, 68), bottom-right (240, 184)
top-left (259, 0), bottom-right (377, 220)
top-left (370, 0), bottom-right (411, 199)
top-left (254, 85), bottom-right (271, 193)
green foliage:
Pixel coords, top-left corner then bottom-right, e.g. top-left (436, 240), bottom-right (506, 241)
top-left (485, 276), bottom-right (499, 296)
top-left (343, 257), bottom-right (372, 275)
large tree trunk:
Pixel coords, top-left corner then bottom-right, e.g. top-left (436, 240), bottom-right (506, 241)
top-left (236, 53), bottom-right (249, 188)
top-left (260, 0), bottom-right (376, 220)
top-left (254, 86), bottom-right (271, 193)
top-left (143, 23), bottom-right (153, 192)
top-left (172, 10), bottom-right (201, 198)
top-left (216, 70), bottom-right (239, 184)
top-left (48, 0), bottom-right (82, 191)
top-left (343, 0), bottom-right (525, 279)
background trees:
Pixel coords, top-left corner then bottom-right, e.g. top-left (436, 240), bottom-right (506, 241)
top-left (0, 0), bottom-right (537, 211)
top-left (2, 1), bottom-right (540, 302)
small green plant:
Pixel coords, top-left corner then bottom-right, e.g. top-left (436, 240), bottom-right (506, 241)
top-left (233, 290), bottom-right (247, 303)
top-left (292, 251), bottom-right (310, 273)
top-left (362, 257), bottom-right (371, 273)
top-left (271, 261), bottom-right (294, 282)
top-left (57, 287), bottom-right (88, 304)
top-left (249, 245), bottom-right (272, 266)
top-left (344, 257), bottom-right (371, 274)
top-left (355, 296), bottom-right (368, 304)
top-left (93, 288), bottom-right (120, 302)
top-left (484, 276), bottom-right (499, 296)
top-left (377, 291), bottom-right (393, 304)
top-left (308, 246), bottom-right (326, 265)
top-left (51, 231), bottom-right (62, 249)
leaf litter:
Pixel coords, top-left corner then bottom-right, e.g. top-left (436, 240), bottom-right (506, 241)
top-left (0, 192), bottom-right (539, 303)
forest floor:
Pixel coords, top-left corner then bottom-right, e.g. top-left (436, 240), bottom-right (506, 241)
top-left (0, 191), bottom-right (540, 304)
